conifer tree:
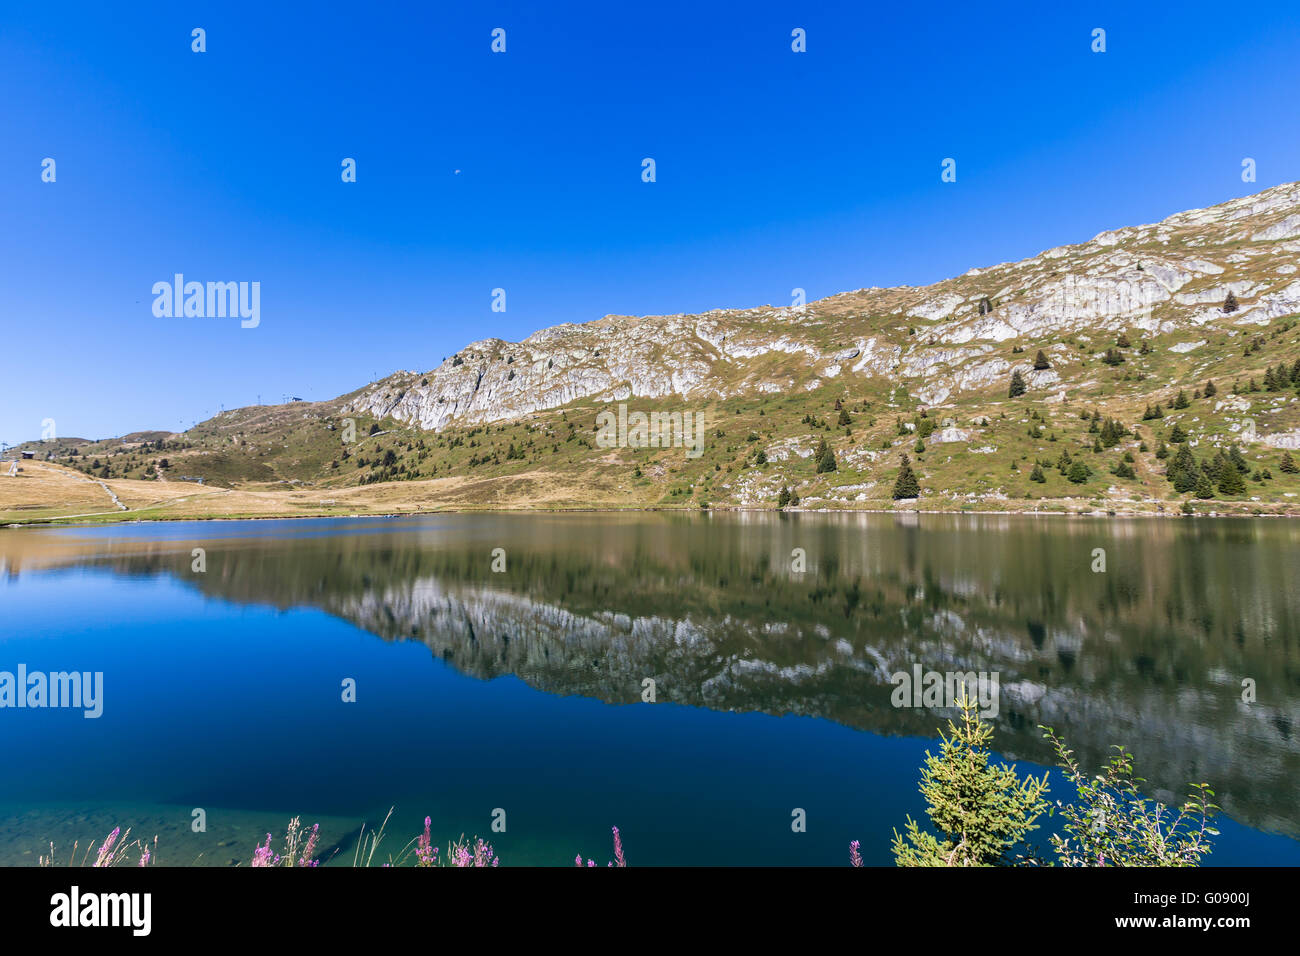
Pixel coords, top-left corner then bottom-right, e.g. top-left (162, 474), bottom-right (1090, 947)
top-left (1033, 350), bottom-right (1051, 370)
top-left (891, 696), bottom-right (1049, 867)
top-left (1218, 463), bottom-right (1245, 496)
top-left (1228, 444), bottom-right (1249, 474)
top-left (1008, 370), bottom-right (1027, 398)
top-left (814, 438), bottom-right (837, 474)
top-left (1169, 445), bottom-right (1198, 493)
top-left (892, 454), bottom-right (920, 499)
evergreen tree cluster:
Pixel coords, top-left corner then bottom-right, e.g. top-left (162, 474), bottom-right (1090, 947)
top-left (1166, 441), bottom-right (1255, 497)
top-left (1095, 416), bottom-right (1127, 449)
top-left (1263, 360), bottom-right (1300, 391)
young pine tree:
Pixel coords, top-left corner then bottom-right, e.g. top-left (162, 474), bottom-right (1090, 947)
top-left (1218, 462), bottom-right (1246, 496)
top-left (892, 454), bottom-right (920, 499)
top-left (1169, 444), bottom-right (1197, 492)
top-left (892, 695), bottom-right (1050, 867)
top-left (815, 439), bottom-right (837, 474)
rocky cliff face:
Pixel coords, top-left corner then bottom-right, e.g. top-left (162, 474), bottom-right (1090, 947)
top-left (346, 182), bottom-right (1300, 429)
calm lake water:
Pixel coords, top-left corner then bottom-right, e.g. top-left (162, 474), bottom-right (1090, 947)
top-left (1, 513), bottom-right (1297, 866)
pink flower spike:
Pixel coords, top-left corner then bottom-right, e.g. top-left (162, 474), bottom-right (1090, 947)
top-left (94, 827), bottom-right (121, 867)
top-left (612, 826), bottom-right (626, 867)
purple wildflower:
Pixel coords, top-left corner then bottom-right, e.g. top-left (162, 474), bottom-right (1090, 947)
top-left (251, 833), bottom-right (277, 867)
top-left (612, 826), bottom-right (626, 867)
top-left (416, 817), bottom-right (438, 867)
top-left (298, 823), bottom-right (320, 867)
top-left (93, 828), bottom-right (120, 867)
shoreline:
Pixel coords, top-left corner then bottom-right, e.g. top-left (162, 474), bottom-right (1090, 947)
top-left (7, 501), bottom-right (1299, 528)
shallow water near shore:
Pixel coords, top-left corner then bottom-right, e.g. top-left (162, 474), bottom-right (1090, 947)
top-left (1, 512), bottom-right (1298, 865)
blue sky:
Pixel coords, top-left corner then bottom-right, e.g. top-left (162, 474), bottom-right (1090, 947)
top-left (2, 1), bottom-right (1299, 445)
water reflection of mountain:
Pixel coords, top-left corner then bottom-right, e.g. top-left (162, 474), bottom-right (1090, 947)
top-left (12, 513), bottom-right (1300, 839)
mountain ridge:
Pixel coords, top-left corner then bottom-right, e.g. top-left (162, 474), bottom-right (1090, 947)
top-left (343, 181), bottom-right (1300, 431)
top-left (8, 182), bottom-right (1300, 520)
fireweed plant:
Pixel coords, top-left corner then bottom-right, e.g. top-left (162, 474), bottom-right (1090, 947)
top-left (575, 827), bottom-right (627, 867)
top-left (40, 826), bottom-right (156, 868)
top-left (250, 817), bottom-right (321, 867)
top-left (38, 816), bottom-right (619, 868)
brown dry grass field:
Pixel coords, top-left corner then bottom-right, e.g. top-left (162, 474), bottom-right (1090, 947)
top-left (0, 459), bottom-right (637, 526)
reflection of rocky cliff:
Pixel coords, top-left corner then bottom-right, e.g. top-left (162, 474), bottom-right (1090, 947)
top-left (328, 576), bottom-right (1299, 841)
top-left (25, 513), bottom-right (1300, 839)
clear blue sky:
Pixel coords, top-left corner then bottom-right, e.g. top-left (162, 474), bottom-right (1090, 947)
top-left (3, 1), bottom-right (1298, 445)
